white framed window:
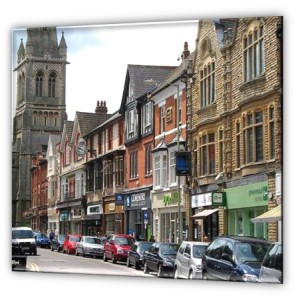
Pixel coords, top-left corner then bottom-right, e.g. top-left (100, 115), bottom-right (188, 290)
top-left (153, 152), bottom-right (167, 189)
top-left (127, 109), bottom-right (135, 139)
top-left (200, 61), bottom-right (215, 108)
top-left (169, 148), bottom-right (176, 185)
top-left (143, 102), bottom-right (152, 134)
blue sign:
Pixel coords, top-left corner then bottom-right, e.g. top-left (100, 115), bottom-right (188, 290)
top-left (115, 194), bottom-right (124, 205)
top-left (143, 210), bottom-right (148, 220)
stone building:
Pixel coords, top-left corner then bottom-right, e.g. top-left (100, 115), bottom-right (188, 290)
top-left (188, 17), bottom-right (282, 242)
top-left (12, 27), bottom-right (68, 226)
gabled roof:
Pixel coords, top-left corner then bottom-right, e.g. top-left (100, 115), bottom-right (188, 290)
top-left (46, 134), bottom-right (61, 159)
top-left (120, 64), bottom-right (176, 113)
top-left (60, 120), bottom-right (74, 151)
top-left (76, 111), bottom-right (113, 137)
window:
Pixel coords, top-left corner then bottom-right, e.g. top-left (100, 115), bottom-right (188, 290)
top-left (154, 156), bottom-right (161, 187)
top-left (236, 121), bottom-right (241, 168)
top-left (199, 133), bottom-right (215, 175)
top-left (108, 126), bottom-right (113, 150)
top-left (269, 106), bottom-right (275, 159)
top-left (145, 144), bottom-right (152, 176)
top-left (104, 160), bottom-right (113, 188)
top-left (218, 129), bottom-right (224, 172)
top-left (243, 24), bottom-right (264, 82)
top-left (98, 132), bottom-right (102, 155)
top-left (243, 111), bottom-right (264, 163)
top-left (35, 71), bottom-right (43, 97)
top-left (143, 102), bottom-right (153, 134)
top-left (127, 83), bottom-right (134, 103)
top-left (169, 149), bottom-right (176, 185)
top-left (65, 142), bottom-right (71, 165)
top-left (130, 151), bottom-right (138, 179)
top-left (200, 61), bottom-right (215, 108)
top-left (127, 109), bottom-right (135, 139)
top-left (160, 105), bottom-right (165, 134)
top-left (115, 156), bottom-right (124, 185)
top-left (48, 72), bottom-right (56, 97)
top-left (87, 165), bottom-right (94, 191)
top-left (118, 121), bottom-right (124, 146)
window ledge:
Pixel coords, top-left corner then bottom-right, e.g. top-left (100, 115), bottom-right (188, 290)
top-left (239, 73), bottom-right (266, 91)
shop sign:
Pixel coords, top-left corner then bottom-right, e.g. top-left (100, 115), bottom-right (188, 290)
top-left (115, 194), bottom-right (124, 205)
top-left (191, 193), bottom-right (212, 208)
top-left (60, 211), bottom-right (69, 221)
top-left (131, 192), bottom-right (146, 208)
top-left (109, 203), bottom-right (115, 211)
top-left (163, 191), bottom-right (179, 206)
top-left (212, 192), bottom-right (226, 206)
top-left (87, 204), bottom-right (103, 215)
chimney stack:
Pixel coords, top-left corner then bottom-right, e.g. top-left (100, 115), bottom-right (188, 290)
top-left (181, 41), bottom-right (190, 60)
top-left (95, 100), bottom-right (108, 114)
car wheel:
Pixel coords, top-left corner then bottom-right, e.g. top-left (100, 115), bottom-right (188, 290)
top-left (67, 248), bottom-right (71, 255)
top-left (57, 247), bottom-right (60, 253)
top-left (143, 261), bottom-right (149, 274)
top-left (174, 268), bottom-right (179, 279)
top-left (103, 252), bottom-right (108, 262)
top-left (82, 249), bottom-right (86, 257)
top-left (127, 257), bottom-right (131, 268)
top-left (112, 253), bottom-right (117, 264)
top-left (157, 265), bottom-right (163, 278)
top-left (75, 249), bottom-right (79, 256)
top-left (135, 262), bottom-right (141, 270)
top-left (51, 246), bottom-right (54, 252)
top-left (189, 270), bottom-right (194, 280)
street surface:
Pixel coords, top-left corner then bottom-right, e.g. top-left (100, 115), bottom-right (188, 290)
top-left (22, 248), bottom-right (155, 278)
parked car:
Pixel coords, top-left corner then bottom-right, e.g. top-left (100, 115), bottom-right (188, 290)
top-left (34, 231), bottom-right (51, 248)
top-left (51, 234), bottom-right (66, 252)
top-left (202, 235), bottom-right (271, 282)
top-left (12, 226), bottom-right (37, 255)
top-left (103, 234), bottom-right (135, 264)
top-left (143, 242), bottom-right (180, 278)
top-left (76, 236), bottom-right (105, 258)
top-left (127, 241), bottom-right (153, 270)
top-left (174, 241), bottom-right (208, 279)
top-left (259, 242), bottom-right (282, 283)
top-left (62, 234), bottom-right (81, 254)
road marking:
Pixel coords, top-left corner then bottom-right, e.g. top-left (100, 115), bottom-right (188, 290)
top-left (27, 263), bottom-right (39, 272)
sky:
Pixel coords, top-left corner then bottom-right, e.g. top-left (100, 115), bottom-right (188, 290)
top-left (12, 21), bottom-right (199, 120)
top-left (3, 0), bottom-right (297, 299)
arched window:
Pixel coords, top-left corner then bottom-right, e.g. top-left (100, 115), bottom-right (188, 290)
top-left (35, 71), bottom-right (44, 97)
top-left (48, 72), bottom-right (56, 97)
top-left (243, 23), bottom-right (264, 82)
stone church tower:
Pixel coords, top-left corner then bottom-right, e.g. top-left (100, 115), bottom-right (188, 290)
top-left (12, 27), bottom-right (68, 226)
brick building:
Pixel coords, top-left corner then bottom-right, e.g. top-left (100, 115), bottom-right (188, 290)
top-left (188, 17), bottom-right (282, 242)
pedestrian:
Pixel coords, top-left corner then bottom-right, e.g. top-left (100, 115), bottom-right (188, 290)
top-left (203, 235), bottom-right (209, 242)
top-left (149, 235), bottom-right (155, 242)
top-left (49, 230), bottom-right (55, 241)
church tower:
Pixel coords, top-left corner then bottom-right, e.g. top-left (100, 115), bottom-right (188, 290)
top-left (12, 27), bottom-right (68, 226)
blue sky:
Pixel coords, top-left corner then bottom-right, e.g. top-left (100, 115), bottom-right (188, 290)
top-left (12, 21), bottom-right (199, 120)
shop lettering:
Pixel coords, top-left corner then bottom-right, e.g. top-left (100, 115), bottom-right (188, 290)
top-left (131, 193), bottom-right (146, 207)
top-left (163, 194), bottom-right (178, 206)
top-left (248, 187), bottom-right (268, 202)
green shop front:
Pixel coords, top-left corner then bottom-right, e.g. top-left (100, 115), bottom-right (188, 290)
top-left (225, 181), bottom-right (269, 239)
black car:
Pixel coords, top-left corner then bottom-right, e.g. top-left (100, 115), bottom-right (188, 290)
top-left (202, 235), bottom-right (271, 282)
top-left (143, 242), bottom-right (180, 278)
top-left (51, 234), bottom-right (66, 252)
top-left (259, 242), bottom-right (282, 284)
top-left (127, 241), bottom-right (153, 270)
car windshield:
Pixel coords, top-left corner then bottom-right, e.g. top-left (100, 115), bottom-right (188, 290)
top-left (235, 242), bottom-right (269, 263)
top-left (115, 237), bottom-right (134, 246)
top-left (160, 244), bottom-right (179, 255)
top-left (36, 233), bottom-right (47, 239)
top-left (58, 235), bottom-right (66, 242)
top-left (85, 237), bottom-right (99, 244)
top-left (139, 243), bottom-right (152, 252)
top-left (12, 230), bottom-right (34, 239)
top-left (193, 245), bottom-right (208, 258)
top-left (70, 236), bottom-right (80, 242)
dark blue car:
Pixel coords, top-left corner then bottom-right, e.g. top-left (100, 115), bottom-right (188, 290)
top-left (201, 236), bottom-right (270, 282)
top-left (127, 241), bottom-right (153, 270)
top-left (34, 232), bottom-right (51, 248)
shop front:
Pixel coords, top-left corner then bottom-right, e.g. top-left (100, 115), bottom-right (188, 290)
top-left (152, 189), bottom-right (185, 243)
top-left (84, 203), bottom-right (103, 236)
top-left (191, 192), bottom-right (219, 241)
top-left (103, 195), bottom-right (124, 235)
top-left (225, 181), bottom-right (269, 239)
top-left (124, 189), bottom-right (152, 241)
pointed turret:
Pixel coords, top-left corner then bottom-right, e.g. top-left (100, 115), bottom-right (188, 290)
top-left (58, 31), bottom-right (67, 59)
top-left (17, 38), bottom-right (25, 63)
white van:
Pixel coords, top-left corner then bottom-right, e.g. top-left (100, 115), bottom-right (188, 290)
top-left (12, 227), bottom-right (37, 255)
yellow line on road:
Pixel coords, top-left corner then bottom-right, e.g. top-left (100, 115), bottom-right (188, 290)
top-left (28, 263), bottom-right (40, 272)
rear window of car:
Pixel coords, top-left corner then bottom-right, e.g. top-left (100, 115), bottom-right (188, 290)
top-left (70, 236), bottom-right (80, 242)
top-left (193, 245), bottom-right (208, 258)
top-left (115, 237), bottom-right (134, 245)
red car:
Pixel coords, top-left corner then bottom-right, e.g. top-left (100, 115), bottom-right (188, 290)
top-left (103, 234), bottom-right (135, 264)
top-left (62, 234), bottom-right (81, 254)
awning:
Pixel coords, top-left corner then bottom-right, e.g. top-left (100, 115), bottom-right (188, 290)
top-left (192, 208), bottom-right (219, 218)
top-left (251, 205), bottom-right (282, 223)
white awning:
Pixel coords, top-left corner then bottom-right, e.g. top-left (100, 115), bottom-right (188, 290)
top-left (192, 208), bottom-right (219, 218)
top-left (251, 205), bottom-right (282, 223)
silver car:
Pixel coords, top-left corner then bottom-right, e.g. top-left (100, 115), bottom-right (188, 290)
top-left (174, 241), bottom-right (208, 279)
top-left (75, 236), bottom-right (105, 258)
